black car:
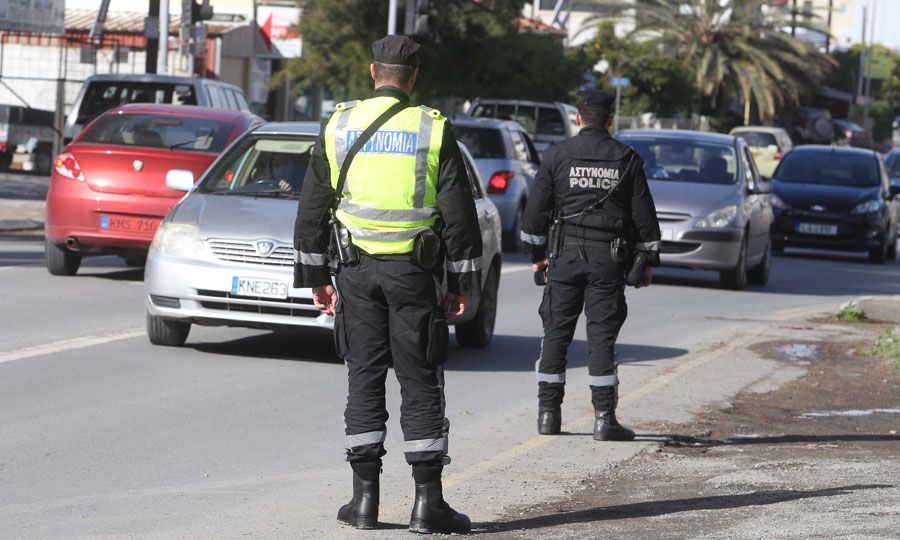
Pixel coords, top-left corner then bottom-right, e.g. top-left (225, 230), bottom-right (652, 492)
top-left (884, 148), bottom-right (900, 236)
top-left (832, 119), bottom-right (873, 149)
top-left (770, 146), bottom-right (900, 263)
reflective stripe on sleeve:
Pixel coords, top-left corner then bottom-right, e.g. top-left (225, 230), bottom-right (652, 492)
top-left (404, 436), bottom-right (448, 454)
top-left (446, 258), bottom-right (482, 273)
top-left (296, 251), bottom-right (327, 266)
top-left (637, 240), bottom-right (660, 251)
top-left (521, 231), bottom-right (548, 245)
top-left (346, 430), bottom-right (386, 448)
top-left (588, 374), bottom-right (619, 387)
top-left (338, 200), bottom-right (439, 222)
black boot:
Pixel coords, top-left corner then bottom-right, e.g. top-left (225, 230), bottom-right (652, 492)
top-left (537, 409), bottom-right (561, 435)
top-left (337, 461), bottom-right (380, 529)
top-left (409, 463), bottom-right (471, 534)
top-left (593, 409), bottom-right (635, 441)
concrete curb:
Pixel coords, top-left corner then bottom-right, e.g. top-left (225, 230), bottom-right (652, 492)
top-left (0, 219), bottom-right (43, 232)
top-left (842, 296), bottom-right (900, 324)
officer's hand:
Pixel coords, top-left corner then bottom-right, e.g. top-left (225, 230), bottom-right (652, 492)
top-left (637, 267), bottom-right (653, 288)
top-left (532, 259), bottom-right (549, 273)
top-left (444, 293), bottom-right (466, 321)
top-left (313, 284), bottom-right (337, 315)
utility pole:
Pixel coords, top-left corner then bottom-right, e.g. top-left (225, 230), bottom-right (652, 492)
top-left (854, 5), bottom-right (867, 121)
top-left (388, 0), bottom-right (398, 34)
top-left (146, 0), bottom-right (160, 73)
top-left (863, 1), bottom-right (876, 130)
top-left (158, 0), bottom-right (170, 74)
top-left (825, 0), bottom-right (833, 54)
top-left (790, 0), bottom-right (797, 37)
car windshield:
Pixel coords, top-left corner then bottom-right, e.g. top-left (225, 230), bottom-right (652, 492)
top-left (199, 136), bottom-right (314, 197)
top-left (625, 138), bottom-right (738, 184)
top-left (884, 152), bottom-right (900, 178)
top-left (77, 82), bottom-right (197, 125)
top-left (455, 127), bottom-right (506, 159)
top-left (79, 113), bottom-right (233, 152)
top-left (775, 151), bottom-right (880, 187)
top-left (733, 131), bottom-right (777, 148)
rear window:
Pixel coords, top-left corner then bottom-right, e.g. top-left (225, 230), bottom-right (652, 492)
top-left (455, 127), bottom-right (506, 159)
top-left (775, 151), bottom-right (880, 187)
top-left (79, 113), bottom-right (233, 152)
top-left (537, 107), bottom-right (565, 136)
top-left (733, 131), bottom-right (777, 148)
top-left (626, 138), bottom-right (737, 185)
top-left (77, 82), bottom-right (197, 125)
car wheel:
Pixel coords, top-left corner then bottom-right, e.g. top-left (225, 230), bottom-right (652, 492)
top-left (772, 238), bottom-right (784, 254)
top-left (455, 261), bottom-right (499, 348)
top-left (720, 235), bottom-right (748, 290)
top-left (501, 204), bottom-right (524, 253)
top-left (122, 252), bottom-right (147, 267)
top-left (748, 240), bottom-right (771, 286)
top-left (146, 312), bottom-right (191, 347)
top-left (868, 237), bottom-right (888, 264)
top-left (34, 151), bottom-right (52, 174)
top-left (45, 240), bottom-right (81, 276)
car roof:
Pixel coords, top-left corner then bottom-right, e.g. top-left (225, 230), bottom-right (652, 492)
top-left (730, 126), bottom-right (788, 135)
top-left (452, 116), bottom-right (525, 131)
top-left (85, 73), bottom-right (206, 84)
top-left (786, 145), bottom-right (880, 158)
top-left (252, 122), bottom-right (322, 136)
top-left (110, 103), bottom-right (255, 121)
top-left (617, 129), bottom-right (737, 145)
top-left (472, 98), bottom-right (568, 108)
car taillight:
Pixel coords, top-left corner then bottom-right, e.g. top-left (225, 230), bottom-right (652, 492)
top-left (488, 171), bottom-right (514, 194)
top-left (844, 130), bottom-right (853, 139)
top-left (54, 152), bottom-right (85, 181)
top-left (774, 150), bottom-right (783, 160)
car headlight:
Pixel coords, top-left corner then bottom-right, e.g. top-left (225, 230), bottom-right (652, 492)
top-left (695, 205), bottom-right (738, 229)
top-left (850, 199), bottom-right (884, 215)
top-left (150, 222), bottom-right (205, 258)
top-left (770, 194), bottom-right (789, 210)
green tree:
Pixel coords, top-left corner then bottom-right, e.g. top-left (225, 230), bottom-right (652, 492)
top-left (589, 0), bottom-right (835, 124)
top-left (283, 0), bottom-right (584, 109)
top-left (585, 22), bottom-right (695, 117)
top-left (829, 44), bottom-right (899, 142)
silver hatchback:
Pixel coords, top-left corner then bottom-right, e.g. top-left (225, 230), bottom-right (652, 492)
top-left (617, 130), bottom-right (775, 289)
top-left (145, 123), bottom-right (502, 347)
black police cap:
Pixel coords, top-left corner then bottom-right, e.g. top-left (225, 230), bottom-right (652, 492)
top-left (372, 35), bottom-right (420, 67)
top-left (577, 89), bottom-right (616, 114)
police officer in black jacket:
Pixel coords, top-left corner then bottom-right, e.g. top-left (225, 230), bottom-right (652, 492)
top-left (520, 90), bottom-right (661, 441)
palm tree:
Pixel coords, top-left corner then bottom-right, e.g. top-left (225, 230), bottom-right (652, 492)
top-left (587, 0), bottom-right (835, 124)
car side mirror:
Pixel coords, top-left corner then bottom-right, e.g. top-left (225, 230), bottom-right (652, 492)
top-left (889, 183), bottom-right (900, 199)
top-left (166, 169), bottom-right (195, 192)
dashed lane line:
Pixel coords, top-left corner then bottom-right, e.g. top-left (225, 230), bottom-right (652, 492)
top-left (0, 329), bottom-right (145, 365)
top-left (501, 265), bottom-right (531, 274)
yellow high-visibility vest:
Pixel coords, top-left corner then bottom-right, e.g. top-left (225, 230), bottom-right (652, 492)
top-left (324, 96), bottom-right (446, 255)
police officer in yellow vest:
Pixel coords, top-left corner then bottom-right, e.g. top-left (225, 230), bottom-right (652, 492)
top-left (293, 36), bottom-right (481, 534)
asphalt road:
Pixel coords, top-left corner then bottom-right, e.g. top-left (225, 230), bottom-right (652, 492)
top-left (1, 233), bottom-right (898, 538)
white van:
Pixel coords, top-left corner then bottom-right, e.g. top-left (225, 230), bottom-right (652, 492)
top-left (64, 74), bottom-right (252, 143)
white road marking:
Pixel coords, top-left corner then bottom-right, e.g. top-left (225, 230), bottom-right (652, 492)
top-left (0, 329), bottom-right (144, 365)
top-left (501, 265), bottom-right (531, 274)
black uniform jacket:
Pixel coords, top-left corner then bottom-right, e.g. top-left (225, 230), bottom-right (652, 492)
top-left (292, 86), bottom-right (483, 296)
top-left (520, 126), bottom-right (661, 264)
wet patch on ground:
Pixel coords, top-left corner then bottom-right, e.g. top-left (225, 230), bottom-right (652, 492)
top-left (483, 323), bottom-right (900, 538)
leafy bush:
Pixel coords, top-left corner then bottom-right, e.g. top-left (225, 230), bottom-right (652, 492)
top-left (867, 329), bottom-right (900, 372)
top-left (835, 303), bottom-right (866, 322)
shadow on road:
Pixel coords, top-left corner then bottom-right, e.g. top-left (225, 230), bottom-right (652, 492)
top-left (189, 328), bottom-right (341, 363)
top-left (482, 484), bottom-right (893, 532)
top-left (448, 335), bottom-right (687, 372)
top-left (637, 433), bottom-right (900, 447)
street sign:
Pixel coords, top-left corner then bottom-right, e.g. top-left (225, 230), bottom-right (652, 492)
top-left (0, 0), bottom-right (65, 34)
top-left (610, 77), bottom-right (631, 88)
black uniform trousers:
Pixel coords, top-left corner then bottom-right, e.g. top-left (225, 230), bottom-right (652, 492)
top-left (334, 254), bottom-right (450, 465)
top-left (537, 242), bottom-right (627, 412)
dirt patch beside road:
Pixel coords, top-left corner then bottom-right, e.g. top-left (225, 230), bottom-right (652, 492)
top-left (484, 322), bottom-right (900, 539)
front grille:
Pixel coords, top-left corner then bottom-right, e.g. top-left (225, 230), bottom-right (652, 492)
top-left (657, 211), bottom-right (692, 223)
top-left (661, 241), bottom-right (701, 254)
top-left (194, 289), bottom-right (318, 318)
top-left (207, 239), bottom-right (295, 267)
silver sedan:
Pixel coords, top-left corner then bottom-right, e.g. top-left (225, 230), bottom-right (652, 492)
top-left (617, 130), bottom-right (775, 289)
top-left (145, 123), bottom-right (502, 347)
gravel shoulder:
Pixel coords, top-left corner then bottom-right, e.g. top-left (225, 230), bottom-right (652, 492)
top-left (484, 319), bottom-right (900, 539)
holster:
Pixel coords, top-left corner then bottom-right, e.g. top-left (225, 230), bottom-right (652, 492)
top-left (329, 209), bottom-right (359, 266)
top-left (548, 218), bottom-right (565, 260)
top-left (610, 237), bottom-right (634, 266)
top-left (412, 229), bottom-right (442, 270)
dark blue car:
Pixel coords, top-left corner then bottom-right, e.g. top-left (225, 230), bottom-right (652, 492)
top-left (770, 146), bottom-right (900, 263)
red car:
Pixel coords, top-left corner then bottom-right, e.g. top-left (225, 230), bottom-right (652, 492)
top-left (45, 104), bottom-right (261, 275)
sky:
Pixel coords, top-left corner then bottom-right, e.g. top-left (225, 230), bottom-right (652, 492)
top-left (847, 0), bottom-right (900, 51)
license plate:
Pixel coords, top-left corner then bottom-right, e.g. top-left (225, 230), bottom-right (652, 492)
top-left (100, 214), bottom-right (160, 234)
top-left (796, 223), bottom-right (837, 236)
top-left (661, 228), bottom-right (676, 241)
top-left (231, 277), bottom-right (288, 299)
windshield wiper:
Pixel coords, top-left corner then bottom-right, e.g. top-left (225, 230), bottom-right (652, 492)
top-left (169, 139), bottom-right (199, 150)
top-left (214, 189), bottom-right (299, 198)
